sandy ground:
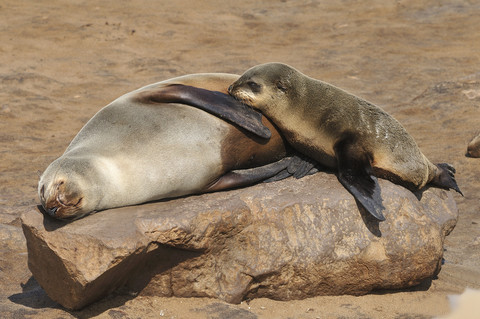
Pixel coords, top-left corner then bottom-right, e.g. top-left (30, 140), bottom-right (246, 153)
top-left (1, 0), bottom-right (479, 318)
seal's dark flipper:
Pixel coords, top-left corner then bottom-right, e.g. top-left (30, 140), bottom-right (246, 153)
top-left (146, 84), bottom-right (271, 139)
top-left (206, 158), bottom-right (291, 192)
top-left (337, 172), bottom-right (386, 221)
top-left (334, 135), bottom-right (386, 221)
top-left (206, 155), bottom-right (318, 192)
top-left (432, 163), bottom-right (464, 196)
top-left (286, 154), bottom-right (319, 179)
top-left (264, 154), bottom-right (319, 182)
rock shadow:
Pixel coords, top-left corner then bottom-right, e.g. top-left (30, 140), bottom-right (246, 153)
top-left (8, 277), bottom-right (60, 309)
top-left (371, 276), bottom-right (434, 295)
top-left (36, 205), bottom-right (75, 231)
top-left (356, 201), bottom-right (382, 237)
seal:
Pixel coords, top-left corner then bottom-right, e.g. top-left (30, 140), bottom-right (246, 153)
top-left (228, 62), bottom-right (462, 220)
top-left (466, 132), bottom-right (480, 158)
top-left (38, 73), bottom-right (316, 220)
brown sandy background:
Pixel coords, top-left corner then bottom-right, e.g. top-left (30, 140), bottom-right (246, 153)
top-left (1, 0), bottom-right (479, 318)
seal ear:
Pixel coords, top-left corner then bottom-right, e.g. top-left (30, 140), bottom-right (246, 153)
top-left (143, 84), bottom-right (271, 139)
top-left (275, 80), bottom-right (288, 93)
top-left (334, 133), bottom-right (386, 221)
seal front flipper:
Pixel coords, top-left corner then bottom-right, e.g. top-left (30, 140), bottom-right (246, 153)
top-left (334, 135), bottom-right (386, 221)
top-left (145, 84), bottom-right (271, 139)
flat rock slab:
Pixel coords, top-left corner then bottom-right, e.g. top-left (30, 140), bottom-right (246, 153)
top-left (21, 172), bottom-right (458, 310)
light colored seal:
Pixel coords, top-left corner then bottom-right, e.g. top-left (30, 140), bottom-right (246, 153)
top-left (38, 73), bottom-right (315, 220)
top-left (466, 132), bottom-right (480, 158)
top-left (228, 62), bottom-right (462, 220)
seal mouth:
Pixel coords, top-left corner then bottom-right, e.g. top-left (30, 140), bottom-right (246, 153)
top-left (41, 181), bottom-right (84, 219)
top-left (45, 206), bottom-right (58, 217)
top-left (56, 194), bottom-right (83, 208)
top-left (47, 194), bottom-right (83, 219)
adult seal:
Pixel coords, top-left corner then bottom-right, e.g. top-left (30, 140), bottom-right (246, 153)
top-left (228, 62), bottom-right (462, 220)
top-left (38, 73), bottom-right (316, 220)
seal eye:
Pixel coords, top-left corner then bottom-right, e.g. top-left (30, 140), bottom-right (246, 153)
top-left (247, 81), bottom-right (261, 93)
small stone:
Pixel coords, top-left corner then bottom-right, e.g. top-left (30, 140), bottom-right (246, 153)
top-left (2, 104), bottom-right (11, 113)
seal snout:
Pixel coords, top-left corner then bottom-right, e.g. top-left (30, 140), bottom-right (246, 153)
top-left (228, 83), bottom-right (254, 108)
top-left (39, 179), bottom-right (85, 219)
top-left (46, 206), bottom-right (58, 217)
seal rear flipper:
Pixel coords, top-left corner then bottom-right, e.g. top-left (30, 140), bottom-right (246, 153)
top-left (264, 154), bottom-right (319, 182)
top-left (334, 135), bottom-right (386, 221)
top-left (431, 163), bottom-right (464, 196)
top-left (286, 154), bottom-right (319, 179)
top-left (206, 158), bottom-right (291, 192)
top-left (206, 155), bottom-right (318, 192)
top-left (145, 84), bottom-right (271, 139)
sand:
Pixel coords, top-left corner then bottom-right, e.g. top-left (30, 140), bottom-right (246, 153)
top-left (1, 0), bottom-right (479, 318)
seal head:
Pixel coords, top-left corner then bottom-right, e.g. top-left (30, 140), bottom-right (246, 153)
top-left (39, 156), bottom-right (102, 219)
top-left (228, 63), bottom-right (308, 121)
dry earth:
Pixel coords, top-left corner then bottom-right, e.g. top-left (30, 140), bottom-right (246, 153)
top-left (1, 0), bottom-right (479, 318)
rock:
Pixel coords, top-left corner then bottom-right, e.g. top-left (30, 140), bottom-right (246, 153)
top-left (0, 223), bottom-right (26, 250)
top-left (21, 172), bottom-right (458, 310)
top-left (467, 132), bottom-right (480, 158)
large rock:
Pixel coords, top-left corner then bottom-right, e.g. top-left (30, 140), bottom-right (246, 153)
top-left (21, 172), bottom-right (458, 310)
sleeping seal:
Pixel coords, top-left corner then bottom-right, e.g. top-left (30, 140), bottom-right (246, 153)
top-left (228, 62), bottom-right (462, 220)
top-left (38, 73), bottom-right (316, 220)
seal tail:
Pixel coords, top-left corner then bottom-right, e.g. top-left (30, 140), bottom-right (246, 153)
top-left (431, 163), bottom-right (463, 196)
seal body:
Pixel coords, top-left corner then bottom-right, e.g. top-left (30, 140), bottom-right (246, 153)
top-left (39, 73), bottom-right (294, 219)
top-left (229, 63), bottom-right (462, 220)
top-left (467, 132), bottom-right (480, 158)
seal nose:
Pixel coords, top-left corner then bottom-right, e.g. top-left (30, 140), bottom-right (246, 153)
top-left (228, 84), bottom-right (233, 94)
top-left (46, 206), bottom-right (58, 217)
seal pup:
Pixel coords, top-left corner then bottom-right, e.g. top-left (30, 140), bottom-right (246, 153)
top-left (466, 132), bottom-right (480, 158)
top-left (228, 62), bottom-right (462, 220)
top-left (38, 73), bottom-right (316, 220)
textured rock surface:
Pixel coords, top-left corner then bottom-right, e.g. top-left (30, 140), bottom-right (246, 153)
top-left (22, 172), bottom-right (458, 310)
